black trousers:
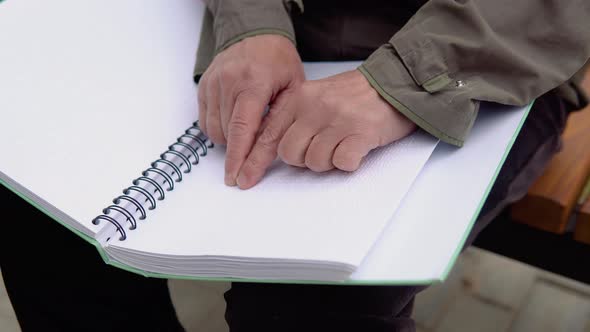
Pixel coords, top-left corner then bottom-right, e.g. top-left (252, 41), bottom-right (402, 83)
top-left (0, 7), bottom-right (574, 332)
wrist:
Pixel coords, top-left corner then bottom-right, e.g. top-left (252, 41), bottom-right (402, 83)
top-left (353, 69), bottom-right (417, 142)
top-left (221, 31), bottom-right (296, 55)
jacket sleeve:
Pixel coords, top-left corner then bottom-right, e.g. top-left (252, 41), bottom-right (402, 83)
top-left (194, 0), bottom-right (303, 82)
top-left (359, 0), bottom-right (590, 146)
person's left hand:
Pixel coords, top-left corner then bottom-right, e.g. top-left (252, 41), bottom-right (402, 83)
top-left (235, 70), bottom-right (417, 189)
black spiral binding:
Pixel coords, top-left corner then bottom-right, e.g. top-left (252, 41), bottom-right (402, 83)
top-left (92, 121), bottom-right (213, 241)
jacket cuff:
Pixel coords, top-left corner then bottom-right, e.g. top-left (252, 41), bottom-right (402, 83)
top-left (194, 0), bottom-right (302, 83)
top-left (212, 1), bottom-right (300, 54)
top-left (359, 44), bottom-right (478, 147)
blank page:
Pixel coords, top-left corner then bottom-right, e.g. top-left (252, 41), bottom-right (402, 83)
top-left (0, 0), bottom-right (204, 235)
top-left (351, 104), bottom-right (529, 282)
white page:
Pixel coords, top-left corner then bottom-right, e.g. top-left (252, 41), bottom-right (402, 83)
top-left (112, 127), bottom-right (437, 267)
top-left (351, 104), bottom-right (528, 282)
top-left (0, 0), bottom-right (204, 235)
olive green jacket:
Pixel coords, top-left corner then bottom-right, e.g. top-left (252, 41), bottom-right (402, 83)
top-left (194, 0), bottom-right (590, 146)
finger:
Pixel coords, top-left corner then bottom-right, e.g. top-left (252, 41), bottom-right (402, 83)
top-left (197, 78), bottom-right (208, 136)
top-left (332, 135), bottom-right (378, 172)
top-left (304, 128), bottom-right (345, 172)
top-left (218, 70), bottom-right (238, 140)
top-left (225, 90), bottom-right (271, 186)
top-left (235, 101), bottom-right (295, 189)
top-left (205, 79), bottom-right (226, 145)
top-left (219, 87), bottom-right (235, 141)
top-left (277, 120), bottom-right (318, 167)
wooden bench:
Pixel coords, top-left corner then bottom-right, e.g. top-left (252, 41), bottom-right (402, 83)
top-left (474, 72), bottom-right (590, 284)
top-left (575, 182), bottom-right (590, 244)
top-left (510, 108), bottom-right (590, 239)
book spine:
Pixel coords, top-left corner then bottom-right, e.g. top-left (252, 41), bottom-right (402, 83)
top-left (93, 121), bottom-right (212, 242)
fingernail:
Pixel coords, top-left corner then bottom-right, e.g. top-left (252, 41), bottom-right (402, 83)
top-left (225, 173), bottom-right (236, 187)
top-left (236, 172), bottom-right (247, 189)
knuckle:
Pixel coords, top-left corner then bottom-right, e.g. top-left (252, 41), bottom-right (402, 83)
top-left (224, 149), bottom-right (242, 165)
top-left (229, 104), bottom-right (250, 134)
top-left (234, 87), bottom-right (256, 101)
top-left (242, 63), bottom-right (254, 79)
top-left (244, 155), bottom-right (260, 170)
top-left (258, 126), bottom-right (281, 148)
top-left (228, 114), bottom-right (250, 137)
top-left (235, 83), bottom-right (271, 102)
top-left (218, 62), bottom-right (258, 90)
top-left (226, 62), bottom-right (254, 81)
top-left (317, 97), bottom-right (340, 118)
top-left (219, 66), bottom-right (237, 83)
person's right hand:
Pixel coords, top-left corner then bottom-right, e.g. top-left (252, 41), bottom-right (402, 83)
top-left (198, 34), bottom-right (304, 186)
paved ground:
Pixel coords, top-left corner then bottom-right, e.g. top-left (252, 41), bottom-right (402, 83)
top-left (2, 247), bottom-right (590, 332)
top-left (414, 248), bottom-right (590, 332)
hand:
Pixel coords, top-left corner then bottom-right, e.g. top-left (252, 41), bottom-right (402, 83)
top-left (197, 34), bottom-right (304, 186)
top-left (236, 70), bottom-right (417, 189)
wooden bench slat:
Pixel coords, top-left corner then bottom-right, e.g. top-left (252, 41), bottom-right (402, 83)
top-left (575, 196), bottom-right (590, 244)
top-left (510, 109), bottom-right (590, 234)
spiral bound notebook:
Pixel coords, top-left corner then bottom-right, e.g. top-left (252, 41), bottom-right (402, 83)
top-left (0, 0), bottom-right (530, 284)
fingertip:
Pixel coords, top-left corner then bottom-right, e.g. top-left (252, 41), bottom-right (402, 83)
top-left (333, 151), bottom-right (362, 172)
top-left (236, 170), bottom-right (255, 190)
top-left (346, 159), bottom-right (362, 172)
top-left (224, 173), bottom-right (237, 187)
top-left (224, 154), bottom-right (243, 190)
top-left (235, 156), bottom-right (267, 189)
